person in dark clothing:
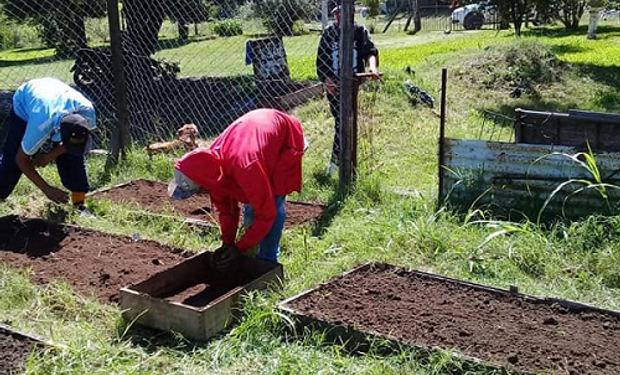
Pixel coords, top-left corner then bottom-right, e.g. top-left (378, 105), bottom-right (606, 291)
top-left (316, 4), bottom-right (379, 175)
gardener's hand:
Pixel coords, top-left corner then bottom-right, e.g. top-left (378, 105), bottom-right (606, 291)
top-left (368, 66), bottom-right (382, 80)
top-left (324, 78), bottom-right (338, 96)
top-left (213, 244), bottom-right (244, 273)
top-left (43, 185), bottom-right (69, 204)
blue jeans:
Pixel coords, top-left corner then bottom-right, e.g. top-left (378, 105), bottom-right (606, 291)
top-left (243, 195), bottom-right (286, 263)
top-left (0, 109), bottom-right (90, 199)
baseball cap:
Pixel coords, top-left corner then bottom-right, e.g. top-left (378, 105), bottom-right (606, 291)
top-left (168, 169), bottom-right (200, 200)
top-left (60, 114), bottom-right (92, 156)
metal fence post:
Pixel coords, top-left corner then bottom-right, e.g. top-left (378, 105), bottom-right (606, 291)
top-left (107, 0), bottom-right (130, 160)
top-left (339, 0), bottom-right (355, 190)
top-left (321, 0), bottom-right (330, 30)
top-left (438, 68), bottom-right (448, 207)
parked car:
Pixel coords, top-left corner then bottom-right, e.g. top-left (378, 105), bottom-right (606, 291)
top-left (451, 1), bottom-right (498, 30)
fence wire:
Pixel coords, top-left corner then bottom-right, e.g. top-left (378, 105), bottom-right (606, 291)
top-left (0, 0), bottom-right (331, 147)
top-left (0, 0), bottom-right (497, 153)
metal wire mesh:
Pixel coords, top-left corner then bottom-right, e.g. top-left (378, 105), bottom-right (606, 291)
top-left (0, 0), bottom-right (115, 144)
top-left (0, 0), bottom-right (331, 148)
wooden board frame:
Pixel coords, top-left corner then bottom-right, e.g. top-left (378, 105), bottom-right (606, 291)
top-left (121, 251), bottom-right (283, 342)
top-left (278, 263), bottom-right (620, 372)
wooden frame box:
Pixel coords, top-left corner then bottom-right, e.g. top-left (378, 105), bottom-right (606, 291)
top-left (121, 252), bottom-right (283, 341)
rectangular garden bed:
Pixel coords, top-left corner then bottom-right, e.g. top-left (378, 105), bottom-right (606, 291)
top-left (90, 179), bottom-right (325, 228)
top-left (280, 263), bottom-right (620, 375)
top-left (0, 215), bottom-right (187, 303)
top-left (0, 323), bottom-right (49, 374)
top-left (121, 251), bottom-right (282, 341)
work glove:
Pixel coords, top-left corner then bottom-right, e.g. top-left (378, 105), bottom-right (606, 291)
top-left (213, 244), bottom-right (244, 273)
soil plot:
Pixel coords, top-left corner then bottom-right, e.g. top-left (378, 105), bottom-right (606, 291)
top-left (282, 264), bottom-right (620, 375)
top-left (0, 215), bottom-right (186, 303)
top-left (0, 325), bottom-right (42, 375)
top-left (90, 179), bottom-right (325, 228)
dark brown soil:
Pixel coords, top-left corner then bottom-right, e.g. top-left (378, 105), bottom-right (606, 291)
top-left (90, 179), bottom-right (324, 228)
top-left (158, 257), bottom-right (266, 307)
top-left (0, 216), bottom-right (186, 303)
top-left (0, 327), bottom-right (36, 375)
top-left (164, 282), bottom-right (236, 307)
top-left (286, 264), bottom-right (620, 375)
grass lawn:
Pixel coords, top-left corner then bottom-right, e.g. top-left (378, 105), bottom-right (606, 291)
top-left (1, 24), bottom-right (620, 374)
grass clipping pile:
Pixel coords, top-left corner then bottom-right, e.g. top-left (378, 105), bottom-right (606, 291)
top-left (455, 41), bottom-right (566, 97)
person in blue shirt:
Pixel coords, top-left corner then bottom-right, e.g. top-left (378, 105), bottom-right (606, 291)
top-left (0, 78), bottom-right (97, 208)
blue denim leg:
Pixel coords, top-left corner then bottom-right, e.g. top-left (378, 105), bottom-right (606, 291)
top-left (0, 109), bottom-right (27, 199)
top-left (242, 195), bottom-right (286, 263)
top-left (55, 147), bottom-right (90, 193)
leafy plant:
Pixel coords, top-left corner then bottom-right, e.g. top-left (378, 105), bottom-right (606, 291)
top-left (254, 0), bottom-right (319, 36)
top-left (363, 0), bottom-right (381, 18)
top-left (213, 19), bottom-right (244, 36)
top-left (528, 144), bottom-right (620, 224)
top-left (587, 0), bottom-right (609, 8)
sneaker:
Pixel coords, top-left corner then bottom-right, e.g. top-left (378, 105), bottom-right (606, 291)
top-left (74, 203), bottom-right (96, 219)
top-left (327, 162), bottom-right (338, 176)
top-left (79, 209), bottom-right (97, 219)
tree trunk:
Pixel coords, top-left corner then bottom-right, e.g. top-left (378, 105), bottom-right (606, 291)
top-left (514, 20), bottom-right (522, 36)
top-left (178, 22), bottom-right (189, 41)
top-left (124, 0), bottom-right (165, 56)
top-left (413, 0), bottom-right (422, 33)
top-left (403, 0), bottom-right (413, 31)
top-left (561, 1), bottom-right (585, 29)
top-left (72, 15), bottom-right (88, 49)
top-left (587, 8), bottom-right (602, 39)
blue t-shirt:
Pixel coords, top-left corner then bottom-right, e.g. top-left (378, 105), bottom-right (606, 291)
top-left (13, 78), bottom-right (97, 155)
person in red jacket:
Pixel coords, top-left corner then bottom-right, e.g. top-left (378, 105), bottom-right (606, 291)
top-left (168, 109), bottom-right (306, 267)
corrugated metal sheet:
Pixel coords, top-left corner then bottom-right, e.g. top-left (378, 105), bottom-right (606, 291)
top-left (442, 139), bottom-right (620, 219)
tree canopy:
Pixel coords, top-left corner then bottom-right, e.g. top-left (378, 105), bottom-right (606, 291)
top-left (0, 0), bottom-right (107, 56)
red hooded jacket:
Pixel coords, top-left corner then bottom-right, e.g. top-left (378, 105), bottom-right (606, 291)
top-left (175, 109), bottom-right (305, 251)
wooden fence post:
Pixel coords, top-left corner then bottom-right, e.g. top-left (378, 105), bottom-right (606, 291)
top-left (107, 0), bottom-right (130, 161)
top-left (339, 0), bottom-right (355, 190)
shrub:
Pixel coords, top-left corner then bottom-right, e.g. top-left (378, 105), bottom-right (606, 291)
top-left (587, 0), bottom-right (609, 8)
top-left (255, 0), bottom-right (319, 36)
top-left (456, 41), bottom-right (566, 92)
top-left (213, 19), bottom-right (243, 36)
top-left (363, 0), bottom-right (381, 18)
top-left (237, 1), bottom-right (256, 20)
top-left (291, 20), bottom-right (306, 35)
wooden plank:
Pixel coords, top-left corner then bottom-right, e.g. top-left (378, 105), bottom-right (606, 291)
top-left (0, 323), bottom-right (55, 348)
top-left (515, 108), bottom-right (620, 151)
top-left (569, 109), bottom-right (620, 124)
top-left (339, 0), bottom-right (355, 189)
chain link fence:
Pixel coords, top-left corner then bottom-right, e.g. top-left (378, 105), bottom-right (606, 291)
top-left (0, 0), bottom-right (334, 148)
